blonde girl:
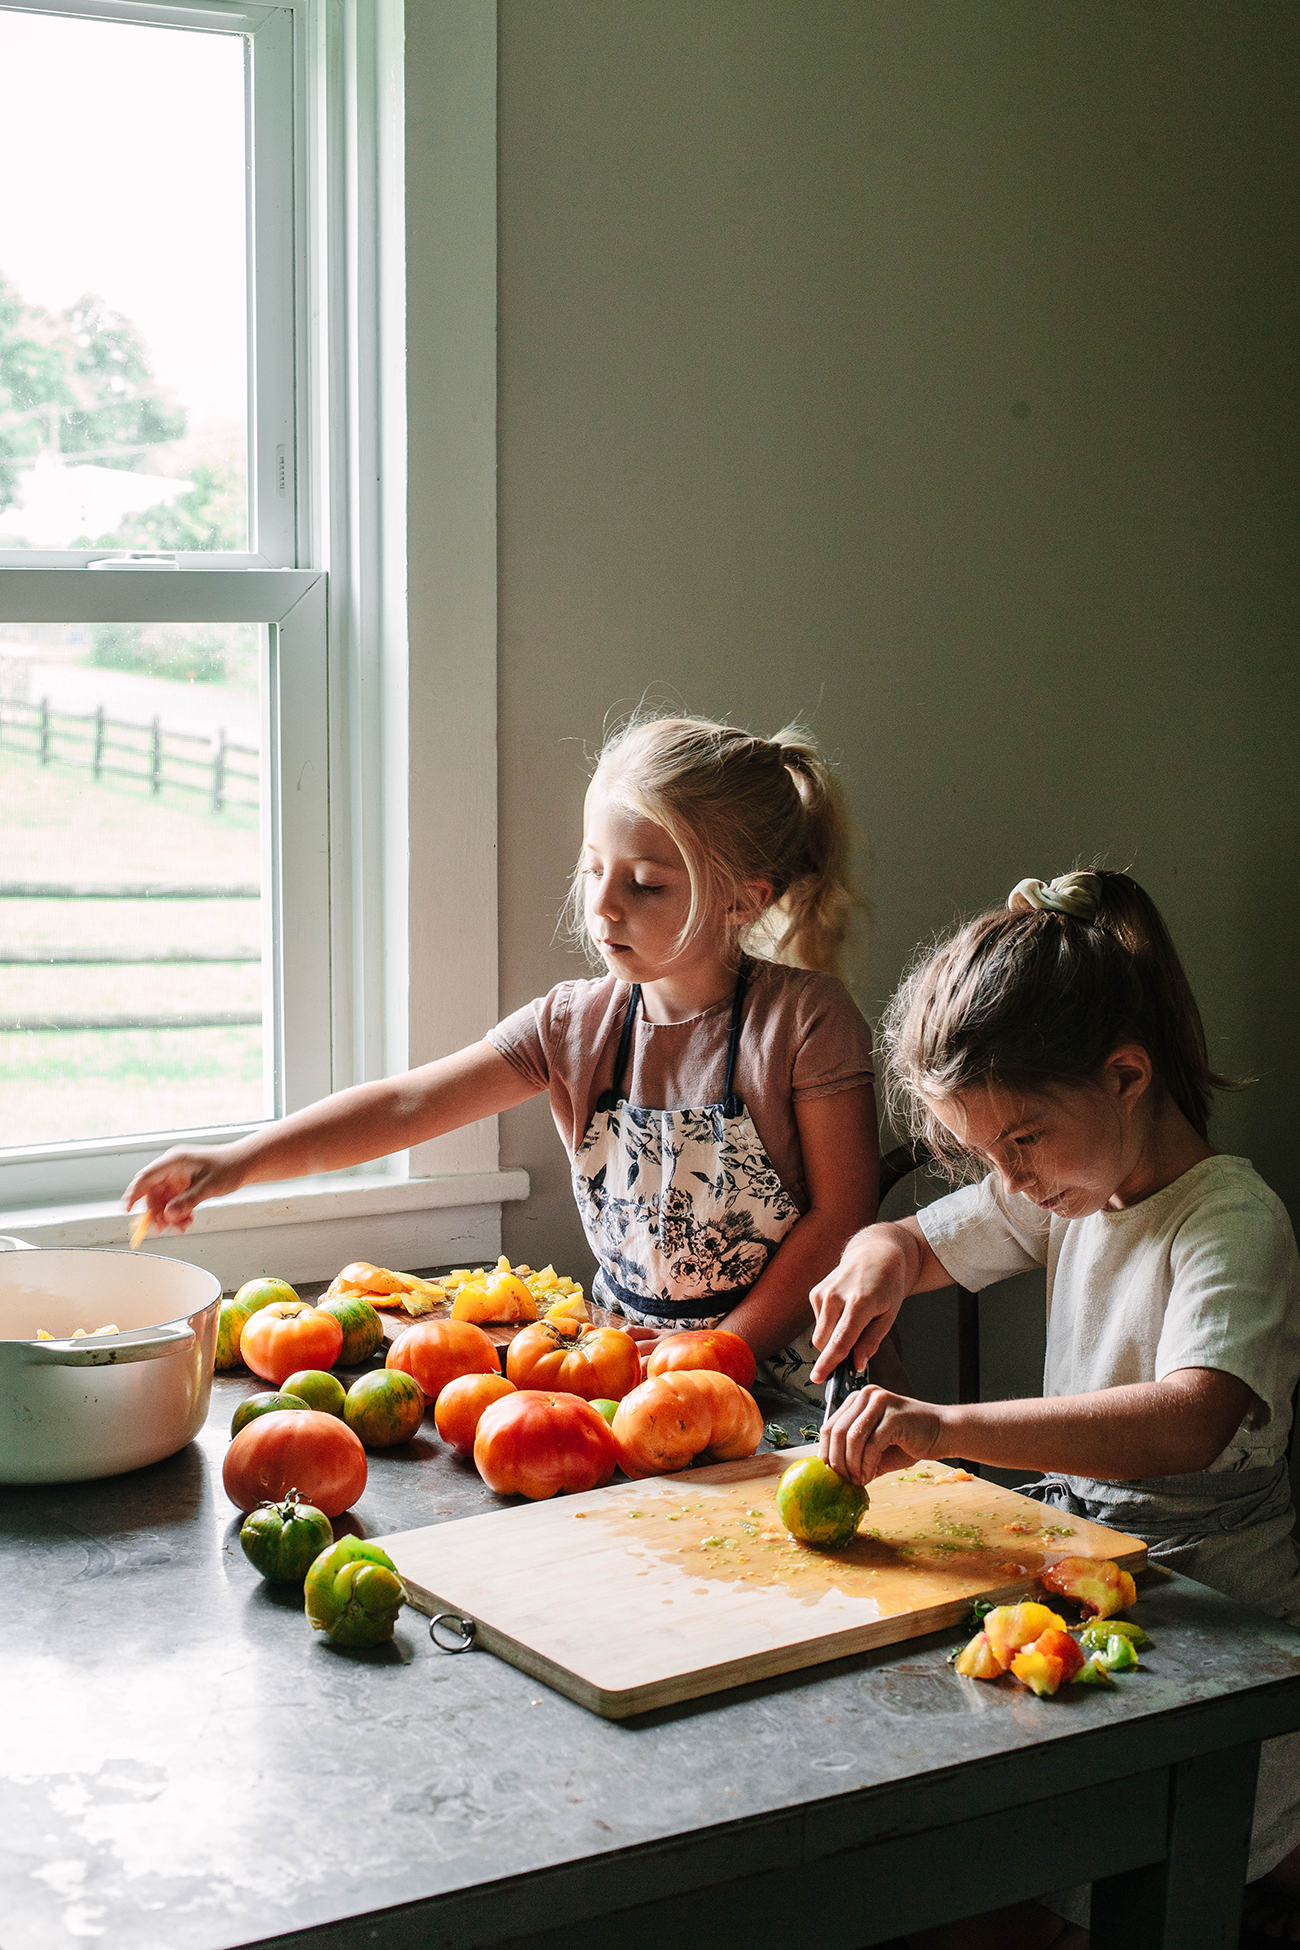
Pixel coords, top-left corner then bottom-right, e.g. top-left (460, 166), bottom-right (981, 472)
top-left (810, 869), bottom-right (1300, 1946)
top-left (128, 715), bottom-right (878, 1393)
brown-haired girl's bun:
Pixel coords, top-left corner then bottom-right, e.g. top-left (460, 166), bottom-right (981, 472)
top-left (577, 714), bottom-right (861, 975)
top-left (881, 868), bottom-right (1239, 1176)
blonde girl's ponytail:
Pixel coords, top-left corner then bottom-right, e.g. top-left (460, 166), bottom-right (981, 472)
top-left (757, 724), bottom-right (859, 975)
top-left (575, 713), bottom-right (863, 977)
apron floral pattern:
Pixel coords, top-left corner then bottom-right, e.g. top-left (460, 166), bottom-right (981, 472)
top-left (574, 1100), bottom-right (799, 1322)
top-left (570, 968), bottom-right (821, 1397)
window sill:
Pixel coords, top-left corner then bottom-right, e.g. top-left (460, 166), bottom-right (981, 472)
top-left (0, 1169), bottom-right (530, 1290)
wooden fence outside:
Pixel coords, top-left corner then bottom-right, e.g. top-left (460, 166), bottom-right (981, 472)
top-left (0, 696), bottom-right (257, 813)
top-left (0, 883), bottom-right (261, 1033)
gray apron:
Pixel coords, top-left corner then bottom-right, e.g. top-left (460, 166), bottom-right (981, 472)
top-left (1029, 1459), bottom-right (1300, 1908)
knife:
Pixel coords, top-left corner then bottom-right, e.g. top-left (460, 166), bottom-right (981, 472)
top-left (822, 1351), bottom-right (871, 1428)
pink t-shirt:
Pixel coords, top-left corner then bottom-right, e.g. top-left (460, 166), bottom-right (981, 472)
top-left (487, 959), bottom-right (874, 1215)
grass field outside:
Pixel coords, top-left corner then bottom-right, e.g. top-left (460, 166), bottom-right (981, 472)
top-left (0, 714), bottom-right (269, 1146)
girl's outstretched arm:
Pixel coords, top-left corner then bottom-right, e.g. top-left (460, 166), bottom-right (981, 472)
top-left (820, 1366), bottom-right (1254, 1485)
top-left (124, 1043), bottom-right (541, 1233)
top-left (718, 1086), bottom-right (878, 1362)
top-left (807, 1216), bottom-right (955, 1384)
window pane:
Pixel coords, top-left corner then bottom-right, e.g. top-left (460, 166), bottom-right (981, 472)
top-left (0, 621), bottom-right (269, 1146)
top-left (0, 9), bottom-right (248, 551)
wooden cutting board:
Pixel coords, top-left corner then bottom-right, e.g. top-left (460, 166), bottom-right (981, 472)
top-left (376, 1448), bottom-right (1146, 1719)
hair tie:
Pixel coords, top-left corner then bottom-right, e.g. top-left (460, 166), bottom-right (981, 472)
top-left (1007, 875), bottom-right (1099, 922)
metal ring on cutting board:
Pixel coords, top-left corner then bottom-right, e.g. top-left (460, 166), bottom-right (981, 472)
top-left (429, 1612), bottom-right (477, 1653)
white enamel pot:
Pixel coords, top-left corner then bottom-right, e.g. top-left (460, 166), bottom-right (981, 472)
top-left (0, 1243), bottom-right (222, 1484)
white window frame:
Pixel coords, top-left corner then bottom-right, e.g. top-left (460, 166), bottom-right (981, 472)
top-left (0, 0), bottom-right (299, 571)
top-left (0, 0), bottom-right (528, 1276)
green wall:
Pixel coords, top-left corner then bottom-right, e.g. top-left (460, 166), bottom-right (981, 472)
top-left (473, 1), bottom-right (1300, 1407)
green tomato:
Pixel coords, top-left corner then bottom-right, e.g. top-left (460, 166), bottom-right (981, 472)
top-left (281, 1369), bottom-right (346, 1416)
top-left (240, 1490), bottom-right (334, 1585)
top-left (1073, 1656), bottom-right (1117, 1689)
top-left (231, 1390), bottom-right (311, 1438)
top-left (1078, 1617), bottom-right (1150, 1655)
top-left (234, 1276), bottom-right (300, 1315)
top-left (214, 1299), bottom-right (253, 1371)
top-left (344, 1369), bottom-right (425, 1448)
top-left (589, 1398), bottom-right (619, 1426)
top-left (304, 1536), bottom-right (407, 1646)
top-left (314, 1293), bottom-right (384, 1365)
top-left (1097, 1632), bottom-right (1140, 1673)
top-left (775, 1456), bottom-right (870, 1548)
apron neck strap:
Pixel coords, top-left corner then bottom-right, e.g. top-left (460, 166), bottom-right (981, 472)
top-left (595, 962), bottom-right (750, 1115)
top-left (720, 961), bottom-right (748, 1115)
top-left (596, 984), bottom-right (643, 1112)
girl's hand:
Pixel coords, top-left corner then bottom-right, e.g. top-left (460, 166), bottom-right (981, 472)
top-left (124, 1145), bottom-right (248, 1235)
top-left (807, 1225), bottom-right (912, 1384)
top-left (819, 1385), bottom-right (947, 1486)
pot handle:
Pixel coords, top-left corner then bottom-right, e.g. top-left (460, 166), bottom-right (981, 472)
top-left (24, 1324), bottom-right (198, 1367)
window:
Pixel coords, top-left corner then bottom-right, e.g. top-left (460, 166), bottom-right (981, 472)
top-left (0, 1), bottom-right (518, 1270)
top-left (0, 0), bottom-right (324, 1206)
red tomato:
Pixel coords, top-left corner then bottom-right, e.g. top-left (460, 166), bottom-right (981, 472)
top-left (645, 1328), bottom-right (757, 1389)
top-left (473, 1390), bottom-right (617, 1499)
top-left (612, 1370), bottom-right (764, 1478)
top-left (240, 1301), bottom-right (344, 1385)
top-left (434, 1371), bottom-right (517, 1455)
top-left (505, 1321), bottom-right (641, 1402)
top-left (222, 1409), bottom-right (367, 1517)
top-left (386, 1317), bottom-right (500, 1404)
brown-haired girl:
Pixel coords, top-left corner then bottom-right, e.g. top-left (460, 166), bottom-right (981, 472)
top-left (128, 714), bottom-right (878, 1394)
top-left (810, 869), bottom-right (1300, 1945)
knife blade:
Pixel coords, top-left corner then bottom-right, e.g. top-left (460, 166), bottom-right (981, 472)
top-left (822, 1351), bottom-right (871, 1428)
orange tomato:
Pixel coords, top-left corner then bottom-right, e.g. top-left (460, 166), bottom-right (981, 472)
top-left (612, 1370), bottom-right (764, 1478)
top-left (434, 1371), bottom-right (517, 1454)
top-left (450, 1271), bottom-right (537, 1323)
top-left (222, 1409), bottom-right (367, 1517)
top-left (645, 1328), bottom-right (757, 1389)
top-left (386, 1317), bottom-right (500, 1405)
top-left (505, 1321), bottom-right (641, 1402)
top-left (240, 1301), bottom-right (344, 1386)
top-left (473, 1389), bottom-right (617, 1499)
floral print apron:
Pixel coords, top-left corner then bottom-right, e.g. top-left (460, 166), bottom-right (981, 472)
top-left (571, 966), bottom-right (823, 1401)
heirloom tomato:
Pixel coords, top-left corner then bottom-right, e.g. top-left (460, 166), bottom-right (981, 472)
top-left (240, 1489), bottom-right (334, 1585)
top-left (214, 1298), bottom-right (253, 1370)
top-left (612, 1370), bottom-right (764, 1478)
top-left (233, 1276), bottom-right (299, 1315)
top-left (433, 1371), bottom-right (516, 1455)
top-left (645, 1329), bottom-right (757, 1389)
top-left (223, 1409), bottom-right (368, 1518)
top-left (230, 1389), bottom-right (312, 1438)
top-left (473, 1390), bottom-right (617, 1499)
top-left (775, 1456), bottom-right (869, 1548)
top-left (505, 1321), bottom-right (640, 1402)
top-left (451, 1271), bottom-right (537, 1323)
top-left (305, 1536), bottom-right (406, 1647)
top-left (386, 1317), bottom-right (500, 1404)
top-left (314, 1292), bottom-right (384, 1364)
top-left (240, 1300), bottom-right (344, 1386)
top-left (281, 1369), bottom-right (346, 1416)
top-left (1038, 1555), bottom-right (1137, 1620)
top-left (344, 1369), bottom-right (426, 1448)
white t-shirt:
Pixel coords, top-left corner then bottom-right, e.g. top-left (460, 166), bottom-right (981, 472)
top-left (917, 1155), bottom-right (1300, 1476)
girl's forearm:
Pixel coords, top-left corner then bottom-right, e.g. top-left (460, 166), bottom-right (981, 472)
top-left (932, 1371), bottom-right (1252, 1480)
top-left (228, 1044), bottom-right (537, 1187)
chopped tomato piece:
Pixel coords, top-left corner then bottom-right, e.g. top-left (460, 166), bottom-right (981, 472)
top-left (1039, 1555), bottom-right (1137, 1619)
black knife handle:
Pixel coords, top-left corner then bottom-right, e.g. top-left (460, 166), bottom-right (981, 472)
top-left (822, 1354), bottom-right (871, 1422)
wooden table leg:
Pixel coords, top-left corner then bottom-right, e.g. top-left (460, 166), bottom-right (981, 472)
top-left (1090, 1742), bottom-right (1260, 1948)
